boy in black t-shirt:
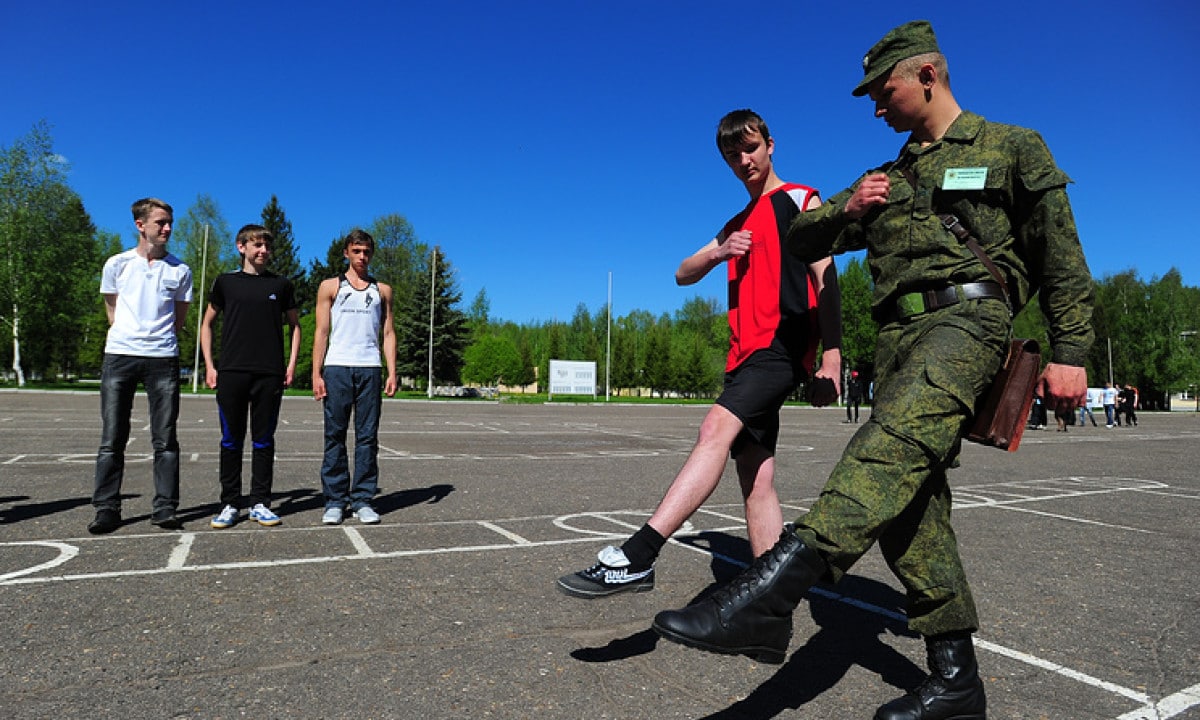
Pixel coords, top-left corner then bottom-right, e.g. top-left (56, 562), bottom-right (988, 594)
top-left (199, 224), bottom-right (301, 528)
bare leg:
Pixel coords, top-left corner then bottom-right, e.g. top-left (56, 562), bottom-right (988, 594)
top-left (646, 404), bottom-right (745, 541)
top-left (736, 444), bottom-right (782, 557)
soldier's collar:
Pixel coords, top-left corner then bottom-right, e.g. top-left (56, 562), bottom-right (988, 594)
top-left (942, 111), bottom-right (984, 143)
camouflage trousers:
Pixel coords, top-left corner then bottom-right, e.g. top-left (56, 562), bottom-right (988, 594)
top-left (795, 297), bottom-right (1011, 636)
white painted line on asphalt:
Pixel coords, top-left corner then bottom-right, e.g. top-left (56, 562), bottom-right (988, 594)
top-left (190, 453), bottom-right (200, 462)
top-left (976, 637), bottom-right (1150, 705)
top-left (478, 521), bottom-right (531, 545)
top-left (166, 533), bottom-right (195, 569)
top-left (342, 527), bottom-right (374, 556)
top-left (990, 504), bottom-right (1158, 534)
top-left (3, 454), bottom-right (25, 464)
top-left (0, 535), bottom-right (618, 586)
top-left (552, 511), bottom-right (644, 535)
top-left (695, 508), bottom-right (747, 523)
top-left (1131, 488), bottom-right (1200, 501)
top-left (379, 444), bottom-right (409, 456)
top-left (0, 541), bottom-right (79, 581)
top-left (1114, 682), bottom-right (1200, 719)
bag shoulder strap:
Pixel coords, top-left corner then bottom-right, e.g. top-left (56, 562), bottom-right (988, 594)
top-left (892, 161), bottom-right (1011, 303)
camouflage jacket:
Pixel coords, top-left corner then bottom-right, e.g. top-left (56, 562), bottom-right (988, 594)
top-left (786, 111), bottom-right (1094, 366)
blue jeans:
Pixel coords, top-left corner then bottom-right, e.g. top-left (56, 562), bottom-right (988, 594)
top-left (93, 354), bottom-right (181, 513)
top-left (320, 366), bottom-right (382, 511)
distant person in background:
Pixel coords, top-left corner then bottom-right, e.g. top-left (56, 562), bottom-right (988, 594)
top-left (1120, 383), bottom-right (1139, 427)
top-left (1103, 381), bottom-right (1119, 427)
top-left (311, 229), bottom-right (398, 526)
top-left (1054, 405), bottom-right (1072, 432)
top-left (1079, 388), bottom-right (1098, 427)
top-left (200, 224), bottom-right (301, 529)
top-left (557, 109), bottom-right (842, 599)
top-left (89, 198), bottom-right (192, 534)
top-left (1030, 396), bottom-right (1048, 429)
top-left (844, 371), bottom-right (863, 423)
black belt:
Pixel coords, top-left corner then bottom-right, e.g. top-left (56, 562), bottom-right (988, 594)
top-left (882, 281), bottom-right (1007, 324)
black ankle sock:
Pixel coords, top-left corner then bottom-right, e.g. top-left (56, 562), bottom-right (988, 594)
top-left (620, 524), bottom-right (666, 571)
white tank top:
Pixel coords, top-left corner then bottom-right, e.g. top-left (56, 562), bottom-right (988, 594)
top-left (323, 275), bottom-right (383, 367)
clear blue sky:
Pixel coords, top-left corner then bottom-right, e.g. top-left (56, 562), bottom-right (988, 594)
top-left (4, 1), bottom-right (1197, 324)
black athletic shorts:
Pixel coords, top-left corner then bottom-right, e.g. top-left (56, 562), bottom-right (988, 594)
top-left (715, 338), bottom-right (807, 457)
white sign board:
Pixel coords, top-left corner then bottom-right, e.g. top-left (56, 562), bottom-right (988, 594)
top-left (549, 359), bottom-right (596, 398)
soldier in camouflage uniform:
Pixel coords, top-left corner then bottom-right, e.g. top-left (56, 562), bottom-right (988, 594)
top-left (652, 20), bottom-right (1094, 720)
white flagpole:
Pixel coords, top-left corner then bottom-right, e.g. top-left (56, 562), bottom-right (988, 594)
top-left (606, 271), bottom-right (612, 401)
top-left (427, 247), bottom-right (437, 398)
top-left (191, 223), bottom-right (209, 393)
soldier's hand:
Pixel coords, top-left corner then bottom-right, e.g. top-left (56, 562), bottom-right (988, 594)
top-left (844, 173), bottom-right (890, 219)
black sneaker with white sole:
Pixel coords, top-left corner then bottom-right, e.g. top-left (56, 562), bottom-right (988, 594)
top-left (557, 545), bottom-right (655, 598)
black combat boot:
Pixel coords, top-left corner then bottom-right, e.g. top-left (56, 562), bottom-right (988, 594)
top-left (874, 632), bottom-right (987, 720)
top-left (652, 526), bottom-right (827, 664)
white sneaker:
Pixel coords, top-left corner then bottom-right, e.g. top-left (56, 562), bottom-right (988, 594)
top-left (322, 507), bottom-right (344, 525)
top-left (249, 503), bottom-right (282, 527)
top-left (353, 506), bottom-right (381, 524)
top-left (210, 505), bottom-right (239, 529)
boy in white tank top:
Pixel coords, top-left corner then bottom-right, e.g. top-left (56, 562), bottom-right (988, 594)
top-left (311, 229), bottom-right (398, 525)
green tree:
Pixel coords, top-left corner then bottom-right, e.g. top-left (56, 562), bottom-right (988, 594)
top-left (567, 303), bottom-right (600, 362)
top-left (292, 311), bottom-right (319, 390)
top-left (467, 288), bottom-right (491, 338)
top-left (538, 322), bottom-right (565, 392)
top-left (302, 234), bottom-right (348, 314)
top-left (671, 329), bottom-right (719, 397)
top-left (0, 122), bottom-right (102, 383)
top-left (259, 194), bottom-right (306, 306)
top-left (369, 213), bottom-right (427, 315)
top-left (644, 313), bottom-right (673, 397)
top-left (462, 334), bottom-right (521, 386)
top-left (35, 192), bottom-right (101, 379)
top-left (838, 255), bottom-right (876, 377)
top-left (174, 194), bottom-right (236, 375)
top-left (395, 247), bottom-right (469, 386)
top-left (77, 231), bottom-right (124, 373)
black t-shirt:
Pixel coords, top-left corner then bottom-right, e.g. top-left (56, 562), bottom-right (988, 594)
top-left (209, 271), bottom-right (296, 375)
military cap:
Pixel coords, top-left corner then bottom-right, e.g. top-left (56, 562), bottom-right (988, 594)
top-left (852, 20), bottom-right (941, 97)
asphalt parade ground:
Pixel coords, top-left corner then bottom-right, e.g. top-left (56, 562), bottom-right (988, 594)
top-left (1, 390), bottom-right (1197, 720)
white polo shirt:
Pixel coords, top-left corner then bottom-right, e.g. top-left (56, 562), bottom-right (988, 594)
top-left (101, 248), bottom-right (193, 357)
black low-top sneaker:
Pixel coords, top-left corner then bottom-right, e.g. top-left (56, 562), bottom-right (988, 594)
top-left (557, 545), bottom-right (655, 598)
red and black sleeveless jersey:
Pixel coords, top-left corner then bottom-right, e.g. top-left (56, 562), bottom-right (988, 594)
top-left (722, 183), bottom-right (820, 372)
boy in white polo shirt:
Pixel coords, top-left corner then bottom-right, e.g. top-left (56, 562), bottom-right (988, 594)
top-left (89, 198), bottom-right (192, 534)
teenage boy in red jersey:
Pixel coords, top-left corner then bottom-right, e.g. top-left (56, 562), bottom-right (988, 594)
top-left (558, 109), bottom-right (842, 598)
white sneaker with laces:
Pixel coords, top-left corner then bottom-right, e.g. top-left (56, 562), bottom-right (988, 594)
top-left (211, 505), bottom-right (239, 529)
top-left (353, 506), bottom-right (381, 524)
top-left (249, 503), bottom-right (282, 527)
top-left (322, 507), bottom-right (344, 525)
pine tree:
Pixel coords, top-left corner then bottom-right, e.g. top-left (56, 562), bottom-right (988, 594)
top-left (259, 195), bottom-right (306, 305)
top-left (395, 247), bottom-right (469, 387)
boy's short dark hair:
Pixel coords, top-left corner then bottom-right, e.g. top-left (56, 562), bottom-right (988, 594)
top-left (716, 109), bottom-right (772, 154)
top-left (343, 228), bottom-right (375, 251)
top-left (131, 197), bottom-right (173, 222)
top-left (235, 224), bottom-right (273, 247)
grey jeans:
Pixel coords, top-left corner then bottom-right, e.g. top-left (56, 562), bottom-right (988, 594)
top-left (92, 353), bottom-right (181, 513)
